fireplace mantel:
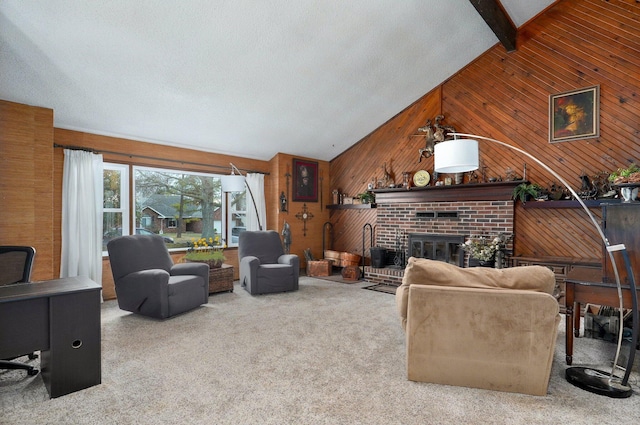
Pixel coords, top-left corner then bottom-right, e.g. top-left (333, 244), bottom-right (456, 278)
top-left (372, 180), bottom-right (524, 203)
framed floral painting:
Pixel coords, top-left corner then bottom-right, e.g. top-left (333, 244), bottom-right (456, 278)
top-left (549, 85), bottom-right (600, 143)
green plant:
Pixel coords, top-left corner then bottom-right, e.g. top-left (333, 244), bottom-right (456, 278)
top-left (184, 236), bottom-right (226, 262)
top-left (608, 163), bottom-right (640, 184)
top-left (357, 192), bottom-right (375, 204)
top-left (461, 234), bottom-right (511, 261)
top-left (512, 183), bottom-right (542, 203)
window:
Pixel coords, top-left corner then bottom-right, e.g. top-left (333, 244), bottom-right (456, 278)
top-left (227, 190), bottom-right (246, 246)
top-left (102, 164), bottom-right (244, 251)
top-left (103, 163), bottom-right (129, 251)
top-left (133, 166), bottom-right (224, 248)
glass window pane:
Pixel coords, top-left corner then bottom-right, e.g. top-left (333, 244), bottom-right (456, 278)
top-left (103, 169), bottom-right (122, 209)
top-left (133, 167), bottom-right (223, 248)
top-left (103, 212), bottom-right (123, 250)
top-left (434, 241), bottom-right (446, 261)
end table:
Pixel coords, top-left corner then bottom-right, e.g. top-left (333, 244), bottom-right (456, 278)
top-left (208, 264), bottom-right (234, 294)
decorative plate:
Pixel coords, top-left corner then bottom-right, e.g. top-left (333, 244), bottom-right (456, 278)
top-left (413, 170), bottom-right (430, 187)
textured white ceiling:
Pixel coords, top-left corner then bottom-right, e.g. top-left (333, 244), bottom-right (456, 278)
top-left (0, 0), bottom-right (554, 161)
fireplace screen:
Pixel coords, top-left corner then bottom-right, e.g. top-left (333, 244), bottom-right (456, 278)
top-left (408, 234), bottom-right (465, 267)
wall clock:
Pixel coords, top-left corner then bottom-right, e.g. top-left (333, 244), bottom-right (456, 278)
top-left (413, 170), bottom-right (430, 187)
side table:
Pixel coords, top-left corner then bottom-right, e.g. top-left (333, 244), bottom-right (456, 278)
top-left (208, 264), bottom-right (234, 294)
top-left (565, 266), bottom-right (639, 366)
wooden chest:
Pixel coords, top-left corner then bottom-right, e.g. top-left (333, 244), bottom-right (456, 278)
top-left (307, 260), bottom-right (332, 277)
top-left (341, 265), bottom-right (362, 281)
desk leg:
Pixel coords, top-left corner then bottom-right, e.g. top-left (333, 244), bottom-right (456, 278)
top-left (565, 283), bottom-right (574, 365)
top-left (41, 290), bottom-right (101, 398)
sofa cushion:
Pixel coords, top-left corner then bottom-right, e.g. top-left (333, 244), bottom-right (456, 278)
top-left (402, 257), bottom-right (555, 293)
top-left (396, 257), bottom-right (556, 331)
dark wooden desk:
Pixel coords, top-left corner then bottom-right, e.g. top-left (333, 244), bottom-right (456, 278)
top-left (0, 276), bottom-right (101, 398)
top-left (565, 266), bottom-right (639, 365)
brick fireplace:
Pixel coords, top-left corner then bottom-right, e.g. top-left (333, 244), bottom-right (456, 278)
top-left (364, 182), bottom-right (518, 286)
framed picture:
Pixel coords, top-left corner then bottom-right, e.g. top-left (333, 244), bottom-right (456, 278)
top-left (549, 85), bottom-right (600, 143)
top-left (292, 158), bottom-right (318, 202)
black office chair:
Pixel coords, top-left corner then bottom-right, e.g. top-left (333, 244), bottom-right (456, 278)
top-left (0, 246), bottom-right (39, 376)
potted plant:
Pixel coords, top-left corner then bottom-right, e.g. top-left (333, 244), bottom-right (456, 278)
top-left (356, 191), bottom-right (375, 204)
top-left (608, 163), bottom-right (640, 202)
top-left (461, 234), bottom-right (511, 267)
top-left (184, 236), bottom-right (226, 268)
top-left (608, 162), bottom-right (640, 185)
top-left (512, 182), bottom-right (542, 204)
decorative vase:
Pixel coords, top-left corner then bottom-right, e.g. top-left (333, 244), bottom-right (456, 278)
top-left (468, 258), bottom-right (495, 268)
top-left (617, 184), bottom-right (639, 203)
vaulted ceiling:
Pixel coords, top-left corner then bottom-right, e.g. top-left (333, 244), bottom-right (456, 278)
top-left (0, 0), bottom-right (555, 161)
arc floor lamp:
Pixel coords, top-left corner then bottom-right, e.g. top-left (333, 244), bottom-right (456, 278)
top-left (220, 163), bottom-right (263, 231)
top-left (434, 133), bottom-right (638, 398)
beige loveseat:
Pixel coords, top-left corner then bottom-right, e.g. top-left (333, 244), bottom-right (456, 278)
top-left (396, 257), bottom-right (560, 396)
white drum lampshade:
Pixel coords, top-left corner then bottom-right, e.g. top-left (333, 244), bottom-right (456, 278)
top-left (220, 174), bottom-right (246, 192)
top-left (434, 139), bottom-right (480, 173)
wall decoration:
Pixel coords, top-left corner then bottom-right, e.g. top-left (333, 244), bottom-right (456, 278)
top-left (292, 158), bottom-right (318, 202)
top-left (295, 203), bottom-right (314, 237)
top-left (413, 114), bottom-right (456, 162)
top-left (549, 85), bottom-right (600, 143)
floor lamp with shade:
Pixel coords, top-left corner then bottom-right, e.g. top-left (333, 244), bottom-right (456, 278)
top-left (220, 163), bottom-right (263, 231)
top-left (434, 133), bottom-right (638, 398)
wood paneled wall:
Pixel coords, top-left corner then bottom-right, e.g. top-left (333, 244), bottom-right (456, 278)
top-left (268, 153), bottom-right (330, 266)
top-left (0, 101), bottom-right (55, 281)
top-left (330, 0), bottom-right (639, 263)
top-left (329, 87), bottom-right (442, 255)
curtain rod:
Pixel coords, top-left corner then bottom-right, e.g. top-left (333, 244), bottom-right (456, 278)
top-left (53, 143), bottom-right (269, 175)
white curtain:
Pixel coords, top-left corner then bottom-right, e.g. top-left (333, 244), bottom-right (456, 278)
top-left (245, 173), bottom-right (266, 231)
top-left (60, 149), bottom-right (103, 286)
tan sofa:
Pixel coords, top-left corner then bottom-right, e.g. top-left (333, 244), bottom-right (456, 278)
top-left (396, 257), bottom-right (560, 396)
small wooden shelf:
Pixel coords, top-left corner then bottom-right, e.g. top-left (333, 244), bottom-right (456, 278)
top-left (522, 199), bottom-right (621, 209)
top-left (326, 203), bottom-right (377, 210)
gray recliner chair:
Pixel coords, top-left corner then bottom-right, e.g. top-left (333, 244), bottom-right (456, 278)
top-left (238, 230), bottom-right (299, 295)
top-left (107, 234), bottom-right (209, 319)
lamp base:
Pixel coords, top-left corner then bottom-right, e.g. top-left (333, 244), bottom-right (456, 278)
top-left (566, 367), bottom-right (632, 398)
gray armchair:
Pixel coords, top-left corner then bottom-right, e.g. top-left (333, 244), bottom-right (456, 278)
top-left (107, 234), bottom-right (209, 319)
top-left (238, 230), bottom-right (299, 295)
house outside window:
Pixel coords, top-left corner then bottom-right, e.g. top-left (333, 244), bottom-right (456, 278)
top-left (102, 163), bottom-right (242, 251)
top-left (133, 166), bottom-right (225, 247)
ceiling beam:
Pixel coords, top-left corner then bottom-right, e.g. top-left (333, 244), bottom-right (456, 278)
top-left (468, 0), bottom-right (517, 52)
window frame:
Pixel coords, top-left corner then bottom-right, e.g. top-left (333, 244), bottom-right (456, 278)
top-left (102, 162), bottom-right (130, 254)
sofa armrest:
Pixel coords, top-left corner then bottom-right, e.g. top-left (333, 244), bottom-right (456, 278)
top-left (239, 256), bottom-right (260, 290)
top-left (278, 254), bottom-right (297, 265)
top-left (115, 269), bottom-right (170, 318)
top-left (279, 254), bottom-right (300, 284)
top-left (171, 262), bottom-right (210, 301)
top-left (172, 262), bottom-right (209, 281)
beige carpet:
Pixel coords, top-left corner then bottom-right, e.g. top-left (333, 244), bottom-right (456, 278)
top-left (1, 277), bottom-right (638, 424)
